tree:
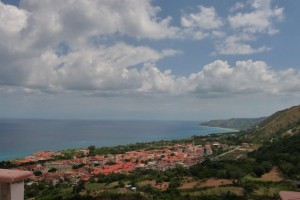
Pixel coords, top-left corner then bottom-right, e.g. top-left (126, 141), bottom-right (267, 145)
top-left (88, 145), bottom-right (96, 156)
top-left (118, 181), bottom-right (125, 188)
top-left (261, 161), bottom-right (272, 172)
top-left (168, 177), bottom-right (181, 189)
top-left (253, 165), bottom-right (265, 177)
top-left (88, 145), bottom-right (96, 151)
top-left (33, 170), bottom-right (43, 176)
top-left (48, 168), bottom-right (57, 173)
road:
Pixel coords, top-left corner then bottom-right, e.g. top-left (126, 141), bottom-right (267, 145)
top-left (211, 146), bottom-right (240, 161)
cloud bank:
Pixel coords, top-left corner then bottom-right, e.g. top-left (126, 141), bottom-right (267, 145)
top-left (0, 0), bottom-right (298, 99)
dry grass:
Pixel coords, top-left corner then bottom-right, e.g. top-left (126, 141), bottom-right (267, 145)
top-left (139, 180), bottom-right (169, 190)
top-left (188, 187), bottom-right (244, 196)
top-left (179, 181), bottom-right (199, 189)
top-left (199, 178), bottom-right (233, 187)
top-left (254, 187), bottom-right (282, 196)
top-left (261, 167), bottom-right (284, 182)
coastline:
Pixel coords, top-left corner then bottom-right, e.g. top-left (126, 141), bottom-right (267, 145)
top-left (0, 120), bottom-right (237, 162)
top-left (198, 125), bottom-right (240, 132)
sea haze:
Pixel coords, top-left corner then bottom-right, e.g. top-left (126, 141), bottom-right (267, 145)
top-left (0, 119), bottom-right (236, 161)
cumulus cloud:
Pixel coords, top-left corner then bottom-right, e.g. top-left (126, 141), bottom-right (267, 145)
top-left (228, 0), bottom-right (284, 35)
top-left (0, 0), bottom-right (180, 91)
top-left (216, 0), bottom-right (284, 55)
top-left (180, 6), bottom-right (224, 39)
top-left (24, 43), bottom-right (181, 92)
top-left (0, 1), bottom-right (29, 33)
top-left (20, 0), bottom-right (179, 42)
top-left (0, 0), bottom-right (297, 99)
top-left (177, 1), bottom-right (283, 55)
top-left (174, 60), bottom-right (300, 96)
top-left (215, 35), bottom-right (271, 55)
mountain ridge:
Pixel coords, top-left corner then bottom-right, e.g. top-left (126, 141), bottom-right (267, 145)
top-left (200, 117), bottom-right (266, 131)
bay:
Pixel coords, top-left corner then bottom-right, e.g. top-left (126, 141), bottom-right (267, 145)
top-left (0, 119), bottom-right (236, 161)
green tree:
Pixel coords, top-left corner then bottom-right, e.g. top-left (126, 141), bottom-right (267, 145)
top-left (33, 170), bottom-right (43, 176)
top-left (118, 180), bottom-right (125, 188)
top-left (48, 168), bottom-right (57, 173)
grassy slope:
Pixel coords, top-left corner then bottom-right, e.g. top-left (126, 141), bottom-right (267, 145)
top-left (252, 105), bottom-right (300, 141)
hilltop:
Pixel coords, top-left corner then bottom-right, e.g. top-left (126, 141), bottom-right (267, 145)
top-left (200, 117), bottom-right (266, 131)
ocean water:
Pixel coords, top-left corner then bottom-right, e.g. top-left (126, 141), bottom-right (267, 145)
top-left (0, 119), bottom-right (236, 161)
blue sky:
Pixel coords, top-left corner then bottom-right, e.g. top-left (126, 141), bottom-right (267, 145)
top-left (0, 0), bottom-right (299, 120)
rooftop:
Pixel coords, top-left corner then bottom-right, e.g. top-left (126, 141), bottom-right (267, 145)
top-left (0, 169), bottom-right (32, 183)
top-left (280, 191), bottom-right (300, 200)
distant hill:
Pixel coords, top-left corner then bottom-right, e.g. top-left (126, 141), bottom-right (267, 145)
top-left (200, 117), bottom-right (266, 131)
top-left (252, 105), bottom-right (300, 141)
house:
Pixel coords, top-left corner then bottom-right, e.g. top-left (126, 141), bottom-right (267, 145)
top-left (44, 173), bottom-right (63, 186)
top-left (241, 143), bottom-right (250, 148)
top-left (212, 142), bottom-right (221, 148)
top-left (79, 149), bottom-right (89, 156)
top-left (205, 144), bottom-right (213, 155)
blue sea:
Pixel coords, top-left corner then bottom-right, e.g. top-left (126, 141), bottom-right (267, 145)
top-left (0, 119), bottom-right (236, 161)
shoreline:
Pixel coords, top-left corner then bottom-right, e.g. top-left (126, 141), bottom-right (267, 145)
top-left (198, 125), bottom-right (240, 132)
top-left (1, 125), bottom-right (237, 162)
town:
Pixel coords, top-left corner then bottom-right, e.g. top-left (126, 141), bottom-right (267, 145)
top-left (12, 141), bottom-right (231, 187)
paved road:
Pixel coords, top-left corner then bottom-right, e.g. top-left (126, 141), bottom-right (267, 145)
top-left (211, 146), bottom-right (240, 161)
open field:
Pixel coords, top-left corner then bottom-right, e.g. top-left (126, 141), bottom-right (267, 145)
top-left (179, 178), bottom-right (233, 189)
top-left (219, 149), bottom-right (249, 160)
top-left (139, 180), bottom-right (169, 190)
top-left (254, 187), bottom-right (282, 197)
top-left (261, 167), bottom-right (284, 182)
top-left (200, 178), bottom-right (233, 187)
top-left (179, 181), bottom-right (199, 189)
top-left (184, 186), bottom-right (244, 197)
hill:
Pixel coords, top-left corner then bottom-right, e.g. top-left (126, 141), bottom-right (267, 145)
top-left (200, 117), bottom-right (266, 130)
top-left (250, 132), bottom-right (300, 178)
top-left (251, 105), bottom-right (300, 141)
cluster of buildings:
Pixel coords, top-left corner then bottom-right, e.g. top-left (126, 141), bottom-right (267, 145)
top-left (11, 142), bottom-right (229, 186)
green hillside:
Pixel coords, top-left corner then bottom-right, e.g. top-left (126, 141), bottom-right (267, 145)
top-left (251, 105), bottom-right (300, 141)
top-left (201, 117), bottom-right (266, 130)
top-left (250, 132), bottom-right (300, 179)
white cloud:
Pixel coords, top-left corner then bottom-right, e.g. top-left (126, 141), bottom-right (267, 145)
top-left (20, 0), bottom-right (179, 42)
top-left (12, 50), bottom-right (300, 97)
top-left (24, 43), bottom-right (180, 92)
top-left (0, 0), bottom-right (297, 98)
top-left (180, 6), bottom-right (223, 40)
top-left (230, 2), bottom-right (245, 12)
top-left (182, 60), bottom-right (300, 96)
top-left (0, 0), bottom-right (181, 92)
top-left (181, 6), bottom-right (223, 30)
top-left (0, 1), bottom-right (29, 33)
top-left (215, 35), bottom-right (271, 55)
top-left (216, 0), bottom-right (284, 55)
top-left (228, 0), bottom-right (284, 35)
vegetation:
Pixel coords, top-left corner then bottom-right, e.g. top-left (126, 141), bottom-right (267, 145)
top-left (200, 117), bottom-right (266, 131)
top-left (251, 105), bottom-right (300, 141)
top-left (0, 160), bottom-right (17, 168)
top-left (250, 133), bottom-right (300, 179)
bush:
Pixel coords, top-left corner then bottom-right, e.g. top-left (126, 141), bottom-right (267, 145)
top-left (33, 170), bottom-right (43, 176)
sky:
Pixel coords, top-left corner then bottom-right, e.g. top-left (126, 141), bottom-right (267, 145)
top-left (0, 0), bottom-right (299, 121)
